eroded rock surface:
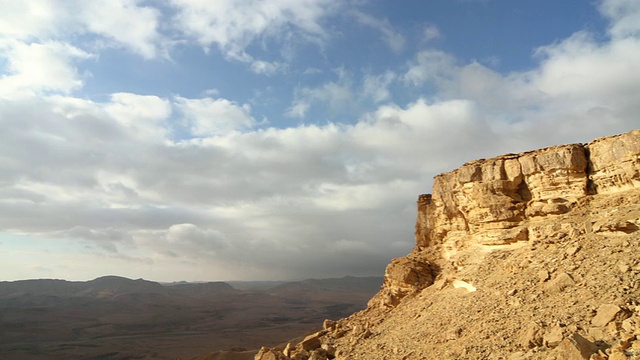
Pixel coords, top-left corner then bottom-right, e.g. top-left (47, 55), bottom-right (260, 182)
top-left (411, 129), bottom-right (640, 277)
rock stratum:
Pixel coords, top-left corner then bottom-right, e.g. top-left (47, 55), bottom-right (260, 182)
top-left (256, 129), bottom-right (640, 360)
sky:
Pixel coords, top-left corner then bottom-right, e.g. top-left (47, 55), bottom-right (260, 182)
top-left (0, 0), bottom-right (639, 282)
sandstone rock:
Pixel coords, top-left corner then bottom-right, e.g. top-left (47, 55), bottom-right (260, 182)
top-left (300, 331), bottom-right (323, 351)
top-left (323, 319), bottom-right (337, 332)
top-left (538, 270), bottom-right (550, 282)
top-left (587, 327), bottom-right (608, 341)
top-left (413, 129), bottom-right (640, 272)
top-left (519, 143), bottom-right (588, 202)
top-left (321, 344), bottom-right (336, 358)
top-left (308, 348), bottom-right (328, 360)
top-left (375, 256), bottom-right (433, 307)
top-left (290, 350), bottom-right (310, 360)
top-left (519, 321), bottom-right (544, 349)
top-left (587, 129), bottom-right (640, 195)
top-left (592, 304), bottom-right (623, 327)
top-left (545, 272), bottom-right (576, 293)
top-left (621, 317), bottom-right (636, 333)
top-left (566, 245), bottom-right (581, 256)
top-left (608, 351), bottom-right (629, 360)
top-left (552, 333), bottom-right (599, 359)
top-left (254, 347), bottom-right (288, 360)
top-left (544, 325), bottom-right (565, 348)
top-left (283, 343), bottom-right (293, 358)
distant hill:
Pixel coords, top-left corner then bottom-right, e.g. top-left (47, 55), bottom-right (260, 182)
top-left (0, 275), bottom-right (236, 301)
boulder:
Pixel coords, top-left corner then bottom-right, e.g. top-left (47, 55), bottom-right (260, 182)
top-left (592, 304), bottom-right (624, 327)
top-left (300, 331), bottom-right (323, 351)
top-left (552, 333), bottom-right (599, 359)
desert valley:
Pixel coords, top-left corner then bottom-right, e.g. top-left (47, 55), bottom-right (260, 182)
top-left (0, 275), bottom-right (381, 359)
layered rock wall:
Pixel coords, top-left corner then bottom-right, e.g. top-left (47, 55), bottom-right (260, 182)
top-left (416, 129), bottom-right (640, 251)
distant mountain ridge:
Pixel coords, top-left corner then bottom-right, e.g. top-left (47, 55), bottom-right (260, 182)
top-left (0, 275), bottom-right (234, 300)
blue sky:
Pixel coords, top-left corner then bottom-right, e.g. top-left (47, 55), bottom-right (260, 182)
top-left (0, 0), bottom-right (639, 281)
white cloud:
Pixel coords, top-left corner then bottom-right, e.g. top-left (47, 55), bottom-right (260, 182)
top-left (362, 71), bottom-right (396, 103)
top-left (171, 0), bottom-right (340, 62)
top-left (286, 73), bottom-right (354, 118)
top-left (353, 11), bottom-right (405, 53)
top-left (0, 0), bottom-right (70, 39)
top-left (0, 0), bottom-right (163, 58)
top-left (0, 40), bottom-right (92, 98)
top-left (423, 24), bottom-right (442, 43)
top-left (532, 31), bottom-right (640, 101)
top-left (61, 226), bottom-right (133, 253)
top-left (105, 93), bottom-right (172, 140)
top-left (250, 60), bottom-right (282, 75)
top-left (600, 0), bottom-right (640, 38)
top-left (175, 96), bottom-right (257, 136)
top-left (164, 223), bottom-right (229, 257)
top-left (403, 49), bottom-right (457, 87)
top-left (285, 101), bottom-right (310, 118)
top-left (78, 0), bottom-right (163, 58)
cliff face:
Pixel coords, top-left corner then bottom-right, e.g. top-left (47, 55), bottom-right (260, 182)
top-left (418, 129), bottom-right (640, 250)
top-left (255, 129), bottom-right (640, 360)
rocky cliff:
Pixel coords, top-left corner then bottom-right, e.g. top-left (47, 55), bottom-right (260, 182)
top-left (256, 129), bottom-right (640, 360)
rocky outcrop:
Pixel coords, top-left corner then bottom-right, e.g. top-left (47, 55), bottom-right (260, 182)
top-left (589, 130), bottom-right (640, 194)
top-left (368, 257), bottom-right (434, 309)
top-left (411, 129), bottom-right (640, 278)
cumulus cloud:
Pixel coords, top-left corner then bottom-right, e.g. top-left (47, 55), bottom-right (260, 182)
top-left (600, 0), bottom-right (640, 38)
top-left (78, 0), bottom-right (163, 58)
top-left (0, 40), bottom-right (92, 98)
top-left (0, 0), bottom-right (163, 58)
top-left (105, 93), bottom-right (172, 140)
top-left (170, 0), bottom-right (340, 62)
top-left (174, 96), bottom-right (257, 136)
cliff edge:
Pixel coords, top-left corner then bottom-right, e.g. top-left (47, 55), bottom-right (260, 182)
top-left (256, 129), bottom-right (640, 360)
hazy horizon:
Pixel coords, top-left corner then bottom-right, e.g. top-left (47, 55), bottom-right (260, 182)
top-left (0, 273), bottom-right (382, 284)
top-left (1, 0), bottom-right (640, 281)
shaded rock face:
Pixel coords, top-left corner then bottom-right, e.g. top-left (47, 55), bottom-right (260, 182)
top-left (371, 257), bottom-right (434, 308)
top-left (416, 129), bottom-right (640, 251)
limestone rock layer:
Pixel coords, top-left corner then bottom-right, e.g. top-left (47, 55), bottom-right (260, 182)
top-left (417, 129), bottom-right (640, 251)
